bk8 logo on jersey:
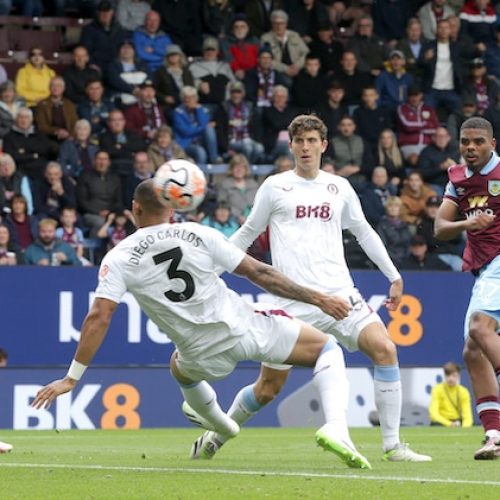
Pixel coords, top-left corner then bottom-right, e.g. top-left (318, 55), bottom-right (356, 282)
top-left (154, 159), bottom-right (207, 212)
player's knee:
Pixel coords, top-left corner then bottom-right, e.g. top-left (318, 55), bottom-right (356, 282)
top-left (468, 315), bottom-right (492, 345)
top-left (254, 378), bottom-right (285, 405)
top-left (370, 337), bottom-right (397, 364)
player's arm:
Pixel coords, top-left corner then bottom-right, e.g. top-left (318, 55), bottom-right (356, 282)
top-left (31, 298), bottom-right (118, 409)
top-left (434, 199), bottom-right (495, 240)
top-left (234, 254), bottom-right (352, 320)
top-left (230, 181), bottom-right (272, 250)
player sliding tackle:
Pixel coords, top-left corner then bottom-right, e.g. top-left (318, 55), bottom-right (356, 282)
top-left (32, 177), bottom-right (372, 469)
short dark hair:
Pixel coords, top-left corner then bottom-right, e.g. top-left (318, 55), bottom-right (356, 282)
top-left (443, 361), bottom-right (461, 375)
top-left (460, 116), bottom-right (493, 137)
top-left (288, 114), bottom-right (328, 142)
top-left (134, 179), bottom-right (166, 213)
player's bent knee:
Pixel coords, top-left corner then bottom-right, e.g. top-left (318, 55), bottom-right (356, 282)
top-left (254, 370), bottom-right (288, 405)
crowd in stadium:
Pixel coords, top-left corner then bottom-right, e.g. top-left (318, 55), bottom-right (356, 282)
top-left (0, 0), bottom-right (499, 269)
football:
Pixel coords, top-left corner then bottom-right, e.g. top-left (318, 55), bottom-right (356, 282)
top-left (153, 159), bottom-right (207, 212)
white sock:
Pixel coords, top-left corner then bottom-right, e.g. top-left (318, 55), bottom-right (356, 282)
top-left (181, 381), bottom-right (237, 436)
top-left (374, 365), bottom-right (402, 452)
top-left (313, 339), bottom-right (352, 444)
top-left (215, 384), bottom-right (264, 444)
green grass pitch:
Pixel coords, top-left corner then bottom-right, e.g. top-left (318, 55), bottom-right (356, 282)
top-left (1, 427), bottom-right (499, 499)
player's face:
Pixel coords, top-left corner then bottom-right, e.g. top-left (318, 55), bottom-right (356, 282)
top-left (289, 130), bottom-right (327, 179)
top-left (460, 128), bottom-right (496, 171)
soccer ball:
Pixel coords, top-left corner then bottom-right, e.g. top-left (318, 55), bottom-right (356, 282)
top-left (154, 159), bottom-right (207, 212)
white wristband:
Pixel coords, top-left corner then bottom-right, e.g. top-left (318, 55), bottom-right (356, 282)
top-left (67, 359), bottom-right (87, 381)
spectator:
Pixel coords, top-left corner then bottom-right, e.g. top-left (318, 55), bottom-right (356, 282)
top-left (291, 53), bottom-right (329, 111)
top-left (321, 156), bottom-right (335, 174)
top-left (25, 217), bottom-right (81, 266)
top-left (260, 9), bottom-right (310, 88)
top-left (448, 15), bottom-right (477, 75)
top-left (462, 57), bottom-right (500, 115)
top-left (360, 166), bottom-right (397, 228)
top-left (307, 22), bottom-right (344, 77)
top-left (330, 115), bottom-right (374, 189)
top-left (429, 362), bottom-right (473, 428)
top-left (399, 170), bottom-right (437, 227)
top-left (261, 85), bottom-right (299, 161)
top-left (35, 77), bottom-right (79, 146)
top-left (220, 14), bottom-right (260, 81)
top-left (417, 0), bottom-right (455, 40)
top-left (400, 233), bottom-right (452, 270)
top-left (15, 47), bottom-right (55, 108)
top-left (396, 84), bottom-right (439, 167)
top-left (201, 0), bottom-right (235, 39)
top-left (376, 128), bottom-right (406, 188)
top-left (0, 153), bottom-right (33, 215)
top-left (0, 224), bottom-right (23, 266)
top-left (484, 24), bottom-right (500, 83)
top-left (243, 0), bottom-right (285, 38)
top-left (123, 79), bottom-right (166, 143)
top-left (419, 18), bottom-right (463, 118)
top-left (76, 150), bottom-right (126, 237)
top-left (376, 195), bottom-right (412, 266)
top-left (459, 0), bottom-right (496, 47)
top-left (484, 89), bottom-right (500, 154)
top-left (353, 86), bottom-right (393, 152)
top-left (274, 154), bottom-right (294, 173)
top-left (77, 79), bottom-right (114, 140)
top-left (96, 210), bottom-right (135, 249)
top-left (33, 161), bottom-right (76, 221)
top-left (318, 80), bottom-right (348, 140)
top-left (106, 40), bottom-right (149, 106)
top-left (99, 109), bottom-right (146, 177)
top-left (447, 97), bottom-right (478, 144)
top-left (133, 10), bottom-right (172, 75)
top-left (63, 46), bottom-right (102, 105)
top-left (3, 107), bottom-right (55, 181)
top-left (147, 125), bottom-right (186, 172)
top-left (371, 0), bottom-right (414, 42)
top-left (4, 194), bottom-right (38, 250)
top-left (172, 86), bottom-right (221, 165)
top-left (375, 50), bottom-right (414, 111)
top-left (153, 44), bottom-right (194, 119)
top-left (189, 37), bottom-right (236, 114)
top-left (335, 50), bottom-right (373, 112)
top-left (0, 80), bottom-right (24, 122)
top-left (395, 18), bottom-right (428, 83)
top-left (122, 150), bottom-right (153, 208)
top-left (116, 0), bottom-right (151, 32)
top-left (200, 200), bottom-right (240, 238)
top-left (416, 195), bottom-right (464, 271)
top-left (55, 206), bottom-right (89, 266)
top-left (243, 45), bottom-right (288, 112)
top-left (417, 126), bottom-right (461, 194)
top-left (287, 0), bottom-right (330, 45)
top-left (346, 14), bottom-right (388, 77)
top-left (152, 0), bottom-right (203, 57)
top-left (58, 119), bottom-right (99, 181)
top-left (217, 153), bottom-right (259, 224)
top-left (215, 81), bottom-right (265, 164)
top-left (80, 0), bottom-right (127, 72)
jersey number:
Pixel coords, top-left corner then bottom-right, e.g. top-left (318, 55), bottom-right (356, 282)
top-left (153, 247), bottom-right (195, 302)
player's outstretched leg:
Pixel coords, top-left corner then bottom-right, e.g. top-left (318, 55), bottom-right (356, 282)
top-left (313, 338), bottom-right (371, 469)
top-left (0, 441), bottom-right (13, 453)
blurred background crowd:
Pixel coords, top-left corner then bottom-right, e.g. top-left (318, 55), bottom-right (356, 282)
top-left (0, 0), bottom-right (499, 269)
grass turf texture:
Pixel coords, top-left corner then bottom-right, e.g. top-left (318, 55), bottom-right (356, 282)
top-left (0, 427), bottom-right (498, 499)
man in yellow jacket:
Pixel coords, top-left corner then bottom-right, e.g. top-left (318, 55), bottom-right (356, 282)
top-left (429, 362), bottom-right (473, 427)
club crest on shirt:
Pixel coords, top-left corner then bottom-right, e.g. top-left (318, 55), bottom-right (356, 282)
top-left (327, 184), bottom-right (338, 194)
top-left (488, 180), bottom-right (500, 196)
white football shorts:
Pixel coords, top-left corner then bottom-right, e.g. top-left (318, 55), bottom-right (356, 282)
top-left (175, 306), bottom-right (301, 381)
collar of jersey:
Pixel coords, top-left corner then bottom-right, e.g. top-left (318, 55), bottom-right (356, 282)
top-left (466, 152), bottom-right (499, 177)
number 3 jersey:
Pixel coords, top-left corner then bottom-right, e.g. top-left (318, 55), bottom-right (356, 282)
top-left (95, 222), bottom-right (253, 359)
top-left (444, 153), bottom-right (500, 273)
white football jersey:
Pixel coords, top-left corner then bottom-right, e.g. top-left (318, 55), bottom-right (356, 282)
top-left (232, 170), bottom-right (398, 310)
top-left (95, 222), bottom-right (255, 359)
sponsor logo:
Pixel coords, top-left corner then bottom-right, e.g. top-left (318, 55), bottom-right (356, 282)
top-left (296, 204), bottom-right (333, 221)
top-left (468, 195), bottom-right (489, 208)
